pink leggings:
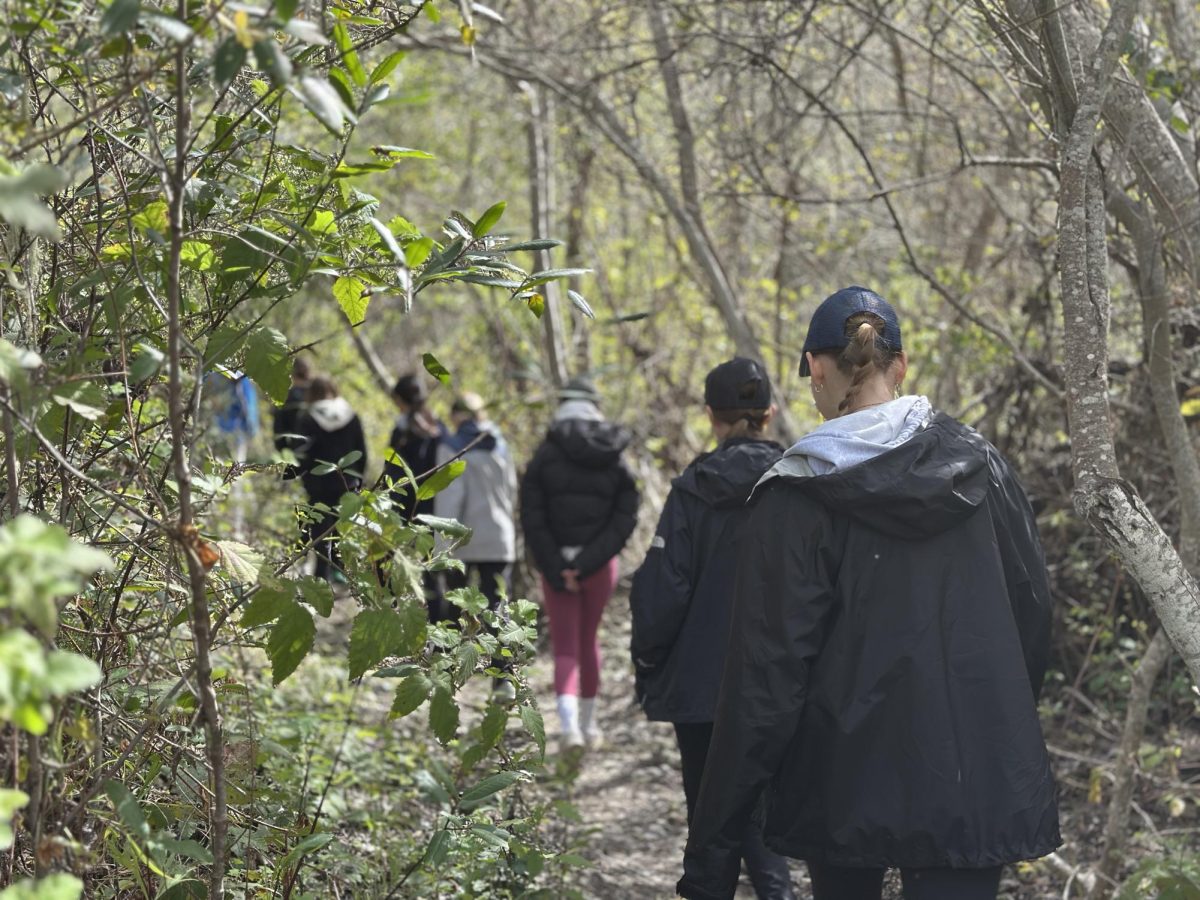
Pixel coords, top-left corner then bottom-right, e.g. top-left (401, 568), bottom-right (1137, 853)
top-left (542, 557), bottom-right (619, 697)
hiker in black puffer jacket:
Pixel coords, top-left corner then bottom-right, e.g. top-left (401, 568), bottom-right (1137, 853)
top-left (521, 375), bottom-right (639, 752)
top-left (296, 375), bottom-right (367, 582)
top-left (631, 358), bottom-right (795, 900)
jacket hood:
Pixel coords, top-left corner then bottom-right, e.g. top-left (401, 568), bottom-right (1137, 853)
top-left (308, 397), bottom-right (355, 432)
top-left (548, 418), bottom-right (631, 467)
top-left (678, 438), bottom-right (784, 509)
top-left (766, 412), bottom-right (995, 539)
top-left (446, 419), bottom-right (500, 453)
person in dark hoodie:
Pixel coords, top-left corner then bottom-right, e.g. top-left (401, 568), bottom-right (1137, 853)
top-left (630, 358), bottom-right (795, 900)
top-left (677, 287), bottom-right (1059, 900)
top-left (521, 375), bottom-right (639, 751)
top-left (296, 375), bottom-right (367, 582)
top-left (272, 356), bottom-right (312, 480)
top-left (383, 372), bottom-right (445, 521)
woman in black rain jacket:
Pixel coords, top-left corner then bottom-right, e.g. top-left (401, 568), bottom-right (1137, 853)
top-left (678, 287), bottom-right (1059, 900)
top-left (631, 358), bottom-right (794, 900)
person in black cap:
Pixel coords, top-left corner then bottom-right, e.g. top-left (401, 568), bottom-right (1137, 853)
top-left (521, 374), bottom-right (639, 753)
top-left (677, 287), bottom-right (1059, 900)
top-left (630, 358), bottom-right (794, 900)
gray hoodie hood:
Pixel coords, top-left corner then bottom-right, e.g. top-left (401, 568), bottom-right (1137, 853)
top-left (760, 395), bottom-right (934, 485)
top-left (308, 397), bottom-right (356, 432)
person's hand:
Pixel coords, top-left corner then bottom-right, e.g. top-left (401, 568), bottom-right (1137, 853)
top-left (561, 568), bottom-right (581, 593)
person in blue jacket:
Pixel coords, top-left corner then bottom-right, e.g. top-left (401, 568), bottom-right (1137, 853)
top-left (630, 357), bottom-right (795, 900)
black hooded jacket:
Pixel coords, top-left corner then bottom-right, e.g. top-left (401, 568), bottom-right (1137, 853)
top-left (630, 438), bottom-right (784, 723)
top-left (296, 398), bottom-right (368, 506)
top-left (678, 413), bottom-right (1059, 899)
top-left (520, 418), bottom-right (639, 589)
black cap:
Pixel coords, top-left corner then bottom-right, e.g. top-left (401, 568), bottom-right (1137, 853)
top-left (798, 286), bottom-right (903, 376)
top-left (558, 374), bottom-right (601, 403)
top-left (705, 357), bottom-right (771, 410)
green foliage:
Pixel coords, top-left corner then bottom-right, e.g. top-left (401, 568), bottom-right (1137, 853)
top-left (1120, 849), bottom-right (1200, 899)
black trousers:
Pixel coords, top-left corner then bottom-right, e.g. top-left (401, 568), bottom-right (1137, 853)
top-left (808, 862), bottom-right (1002, 900)
top-left (674, 722), bottom-right (795, 900)
top-left (304, 509), bottom-right (340, 580)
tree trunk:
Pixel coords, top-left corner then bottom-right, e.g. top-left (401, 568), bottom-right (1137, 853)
top-left (523, 82), bottom-right (569, 388)
top-left (1040, 0), bottom-right (1200, 690)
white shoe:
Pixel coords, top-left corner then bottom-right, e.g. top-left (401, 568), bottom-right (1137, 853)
top-left (560, 728), bottom-right (585, 755)
top-left (582, 726), bottom-right (604, 750)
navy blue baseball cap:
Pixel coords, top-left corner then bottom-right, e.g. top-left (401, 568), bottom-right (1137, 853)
top-left (798, 286), bottom-right (903, 376)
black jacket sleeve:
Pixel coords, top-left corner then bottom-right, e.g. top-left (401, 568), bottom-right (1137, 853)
top-left (520, 443), bottom-right (568, 589)
top-left (348, 415), bottom-right (367, 483)
top-left (573, 457), bottom-right (639, 579)
top-left (988, 455), bottom-right (1053, 699)
top-left (678, 485), bottom-right (839, 900)
top-left (629, 485), bottom-right (693, 671)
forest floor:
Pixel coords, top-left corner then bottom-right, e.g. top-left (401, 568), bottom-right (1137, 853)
top-left (527, 577), bottom-right (1068, 900)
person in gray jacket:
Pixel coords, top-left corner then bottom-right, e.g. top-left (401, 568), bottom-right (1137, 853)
top-left (433, 392), bottom-right (517, 621)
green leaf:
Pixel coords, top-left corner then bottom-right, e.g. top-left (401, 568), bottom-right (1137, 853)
top-left (526, 294), bottom-right (545, 318)
top-left (460, 771), bottom-right (519, 807)
top-left (371, 145), bottom-right (435, 160)
top-left (253, 38), bottom-right (293, 87)
top-left (105, 781), bottom-right (151, 845)
top-left (479, 702), bottom-right (506, 750)
top-left (472, 201), bottom-right (506, 238)
top-left (405, 237), bottom-right (434, 268)
top-left (267, 602), bottom-right (315, 684)
top-left (44, 652), bottom-right (102, 697)
top-left (0, 789), bottom-right (28, 852)
top-left (215, 540), bottom-right (262, 585)
top-left (130, 343), bottom-right (165, 382)
top-left (283, 18), bottom-right (326, 44)
top-left (333, 276), bottom-right (368, 324)
top-left (498, 238), bottom-right (562, 253)
top-left (0, 873), bottom-right (84, 900)
top-left (331, 23), bottom-right (365, 86)
top-left (298, 577), bottom-right (334, 617)
top-left (293, 75), bottom-right (354, 134)
top-left (52, 381), bottom-right (108, 420)
top-left (154, 878), bottom-right (206, 900)
top-left (370, 51), bottom-right (406, 84)
top-left (240, 584), bottom-right (294, 627)
top-left (519, 704), bottom-right (545, 758)
top-left (101, 0), bottom-right (140, 36)
top-left (416, 460), bottom-right (465, 501)
top-left (276, 0), bottom-right (298, 20)
top-left (429, 686), bottom-right (459, 744)
top-left (0, 164), bottom-right (67, 240)
top-left (242, 326), bottom-right (290, 403)
top-left (523, 267), bottom-right (592, 288)
top-left (154, 837), bottom-right (213, 864)
top-left (414, 514), bottom-right (471, 539)
top-left (390, 673), bottom-right (431, 717)
top-left (370, 217), bottom-right (405, 261)
top-left (567, 289), bottom-right (595, 319)
top-left (278, 832), bottom-right (332, 871)
top-left (422, 352), bottom-right (451, 385)
top-left (347, 608), bottom-right (408, 680)
top-left (422, 829), bottom-right (451, 867)
top-left (213, 37), bottom-right (247, 87)
top-left (144, 13), bottom-right (192, 43)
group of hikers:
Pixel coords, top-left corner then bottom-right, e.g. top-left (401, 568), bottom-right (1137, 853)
top-left (275, 286), bottom-right (1061, 900)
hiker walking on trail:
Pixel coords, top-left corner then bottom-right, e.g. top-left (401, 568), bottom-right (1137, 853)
top-left (521, 375), bottom-right (639, 753)
top-left (630, 358), bottom-right (795, 900)
top-left (384, 372), bottom-right (445, 521)
top-left (272, 356), bottom-right (312, 480)
top-left (434, 393), bottom-right (518, 631)
top-left (677, 287), bottom-right (1059, 900)
top-left (295, 375), bottom-right (367, 583)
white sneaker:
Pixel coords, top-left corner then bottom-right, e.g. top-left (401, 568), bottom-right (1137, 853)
top-left (582, 726), bottom-right (604, 750)
top-left (560, 728), bottom-right (585, 755)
